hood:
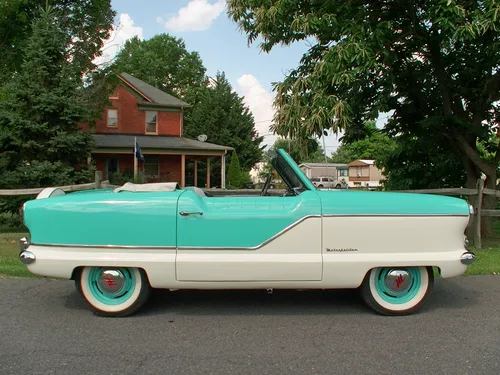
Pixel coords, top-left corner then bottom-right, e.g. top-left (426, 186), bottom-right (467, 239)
top-left (317, 190), bottom-right (470, 216)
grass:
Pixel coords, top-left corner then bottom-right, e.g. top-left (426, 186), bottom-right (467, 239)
top-left (0, 232), bottom-right (39, 278)
top-left (1, 232), bottom-right (499, 279)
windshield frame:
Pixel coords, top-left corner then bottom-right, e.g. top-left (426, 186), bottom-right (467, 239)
top-left (269, 149), bottom-right (317, 193)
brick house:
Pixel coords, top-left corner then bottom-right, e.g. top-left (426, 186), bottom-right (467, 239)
top-left (81, 73), bottom-right (233, 188)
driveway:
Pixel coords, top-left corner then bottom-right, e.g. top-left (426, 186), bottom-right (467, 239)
top-left (0, 276), bottom-right (499, 375)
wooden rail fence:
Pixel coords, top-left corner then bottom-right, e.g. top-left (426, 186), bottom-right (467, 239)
top-left (0, 171), bottom-right (113, 196)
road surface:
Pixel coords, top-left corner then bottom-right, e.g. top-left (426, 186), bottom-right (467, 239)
top-left (0, 276), bottom-right (499, 375)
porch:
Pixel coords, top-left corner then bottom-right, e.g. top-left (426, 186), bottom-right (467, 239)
top-left (90, 134), bottom-right (233, 188)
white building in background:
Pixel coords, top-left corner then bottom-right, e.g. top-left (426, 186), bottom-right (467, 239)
top-left (298, 162), bottom-right (349, 181)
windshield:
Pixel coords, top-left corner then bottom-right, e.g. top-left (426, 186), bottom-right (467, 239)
top-left (269, 149), bottom-right (313, 193)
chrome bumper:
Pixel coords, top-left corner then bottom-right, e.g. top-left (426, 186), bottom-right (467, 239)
top-left (460, 251), bottom-right (475, 265)
top-left (19, 237), bottom-right (35, 265)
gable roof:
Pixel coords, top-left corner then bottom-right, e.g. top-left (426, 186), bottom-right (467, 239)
top-left (348, 159), bottom-right (376, 167)
top-left (299, 162), bottom-right (348, 169)
top-left (118, 73), bottom-right (191, 109)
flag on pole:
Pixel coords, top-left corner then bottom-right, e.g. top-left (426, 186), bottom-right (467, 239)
top-left (135, 138), bottom-right (145, 162)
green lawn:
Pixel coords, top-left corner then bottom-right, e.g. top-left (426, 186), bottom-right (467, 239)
top-left (1, 232), bottom-right (499, 279)
top-left (0, 232), bottom-right (39, 278)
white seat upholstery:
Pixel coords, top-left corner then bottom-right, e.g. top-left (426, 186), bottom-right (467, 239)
top-left (114, 182), bottom-right (180, 193)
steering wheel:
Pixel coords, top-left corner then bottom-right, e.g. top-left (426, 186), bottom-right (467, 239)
top-left (260, 174), bottom-right (272, 196)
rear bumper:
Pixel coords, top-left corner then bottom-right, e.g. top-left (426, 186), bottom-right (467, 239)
top-left (19, 237), bottom-right (36, 265)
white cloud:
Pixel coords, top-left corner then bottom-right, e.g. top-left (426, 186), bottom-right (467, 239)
top-left (164, 0), bottom-right (226, 32)
top-left (236, 74), bottom-right (277, 147)
top-left (94, 13), bottom-right (143, 67)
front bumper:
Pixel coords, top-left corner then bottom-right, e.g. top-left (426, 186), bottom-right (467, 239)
top-left (19, 237), bottom-right (36, 265)
top-left (460, 251), bottom-right (475, 265)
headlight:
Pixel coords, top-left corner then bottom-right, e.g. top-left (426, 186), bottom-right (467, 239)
top-left (469, 204), bottom-right (475, 215)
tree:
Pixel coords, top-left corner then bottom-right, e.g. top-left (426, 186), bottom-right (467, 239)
top-left (111, 34), bottom-right (207, 99)
top-left (271, 137), bottom-right (326, 164)
top-left (227, 1), bottom-right (500, 234)
top-left (0, 6), bottom-right (105, 212)
top-left (227, 150), bottom-right (245, 188)
top-left (330, 122), bottom-right (397, 164)
top-left (0, 0), bottom-right (115, 82)
top-left (183, 72), bottom-right (264, 185)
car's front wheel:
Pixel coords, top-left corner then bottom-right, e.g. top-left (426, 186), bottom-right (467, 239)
top-left (76, 266), bottom-right (151, 317)
top-left (360, 266), bottom-right (433, 315)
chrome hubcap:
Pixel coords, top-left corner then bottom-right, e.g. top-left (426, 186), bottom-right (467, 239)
top-left (97, 269), bottom-right (125, 295)
top-left (384, 269), bottom-right (412, 295)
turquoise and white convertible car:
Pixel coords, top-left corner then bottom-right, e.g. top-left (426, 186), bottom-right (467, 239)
top-left (19, 149), bottom-right (475, 317)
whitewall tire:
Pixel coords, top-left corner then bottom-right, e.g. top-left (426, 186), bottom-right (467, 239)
top-left (76, 267), bottom-right (151, 317)
top-left (361, 266), bottom-right (434, 316)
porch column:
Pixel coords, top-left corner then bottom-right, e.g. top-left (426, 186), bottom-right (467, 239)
top-left (221, 154), bottom-right (226, 189)
top-left (194, 160), bottom-right (198, 187)
top-left (206, 158), bottom-right (211, 188)
top-left (181, 154), bottom-right (185, 188)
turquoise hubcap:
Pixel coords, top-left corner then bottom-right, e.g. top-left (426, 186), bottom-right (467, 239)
top-left (88, 267), bottom-right (135, 305)
top-left (374, 267), bottom-right (421, 304)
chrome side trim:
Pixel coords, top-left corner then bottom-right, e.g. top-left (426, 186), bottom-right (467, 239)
top-left (322, 213), bottom-right (469, 217)
top-left (30, 243), bottom-right (177, 250)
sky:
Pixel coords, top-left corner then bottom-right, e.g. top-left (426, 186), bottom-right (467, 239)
top-left (103, 0), bottom-right (345, 153)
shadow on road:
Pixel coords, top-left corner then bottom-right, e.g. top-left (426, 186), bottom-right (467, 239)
top-left (61, 277), bottom-right (479, 318)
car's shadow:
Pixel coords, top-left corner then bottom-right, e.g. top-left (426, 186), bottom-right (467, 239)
top-left (63, 278), bottom-right (478, 317)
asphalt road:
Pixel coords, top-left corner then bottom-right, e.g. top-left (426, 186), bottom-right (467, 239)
top-left (0, 276), bottom-right (499, 375)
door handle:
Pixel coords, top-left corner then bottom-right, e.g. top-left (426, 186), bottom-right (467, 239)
top-left (179, 211), bottom-right (203, 216)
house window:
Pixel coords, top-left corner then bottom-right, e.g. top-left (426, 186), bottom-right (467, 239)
top-left (144, 155), bottom-right (159, 177)
top-left (146, 111), bottom-right (158, 134)
top-left (338, 169), bottom-right (348, 177)
top-left (357, 167), bottom-right (362, 177)
top-left (109, 87), bottom-right (119, 99)
top-left (107, 109), bottom-right (117, 127)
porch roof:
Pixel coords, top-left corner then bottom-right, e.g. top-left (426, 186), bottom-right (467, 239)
top-left (92, 134), bottom-right (233, 153)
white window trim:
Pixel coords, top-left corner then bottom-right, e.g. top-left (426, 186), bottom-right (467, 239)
top-left (107, 109), bottom-right (118, 127)
top-left (145, 111), bottom-right (158, 134)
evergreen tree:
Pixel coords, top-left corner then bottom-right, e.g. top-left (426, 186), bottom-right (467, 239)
top-left (227, 150), bottom-right (244, 188)
top-left (183, 72), bottom-right (264, 185)
top-left (0, 6), bottom-right (100, 211)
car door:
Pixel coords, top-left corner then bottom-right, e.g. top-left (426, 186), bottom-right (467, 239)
top-left (175, 190), bottom-right (323, 282)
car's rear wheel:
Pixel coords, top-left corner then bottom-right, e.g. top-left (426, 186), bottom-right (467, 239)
top-left (76, 266), bottom-right (151, 317)
top-left (318, 184), bottom-right (323, 188)
top-left (335, 184), bottom-right (341, 189)
top-left (360, 266), bottom-right (433, 315)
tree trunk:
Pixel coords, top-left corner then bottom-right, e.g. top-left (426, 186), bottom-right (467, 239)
top-left (462, 157), bottom-right (480, 242)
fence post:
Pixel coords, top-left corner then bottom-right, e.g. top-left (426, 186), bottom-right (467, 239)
top-left (474, 178), bottom-right (484, 249)
top-left (94, 171), bottom-right (102, 189)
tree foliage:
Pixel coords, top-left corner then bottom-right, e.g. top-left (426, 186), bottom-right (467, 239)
top-left (0, 0), bottom-right (115, 82)
top-left (271, 137), bottom-right (326, 164)
top-left (226, 150), bottom-right (245, 188)
top-left (183, 72), bottom-right (264, 185)
top-left (330, 122), bottom-right (397, 164)
top-left (227, 1), bottom-right (500, 184)
top-left (111, 34), bottom-right (207, 99)
top-left (0, 6), bottom-right (107, 211)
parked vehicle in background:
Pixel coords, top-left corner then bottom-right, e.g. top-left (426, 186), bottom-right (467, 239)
top-left (310, 177), bottom-right (347, 189)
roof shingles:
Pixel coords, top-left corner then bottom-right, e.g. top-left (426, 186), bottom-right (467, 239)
top-left (93, 134), bottom-right (232, 152)
top-left (119, 73), bottom-right (191, 108)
